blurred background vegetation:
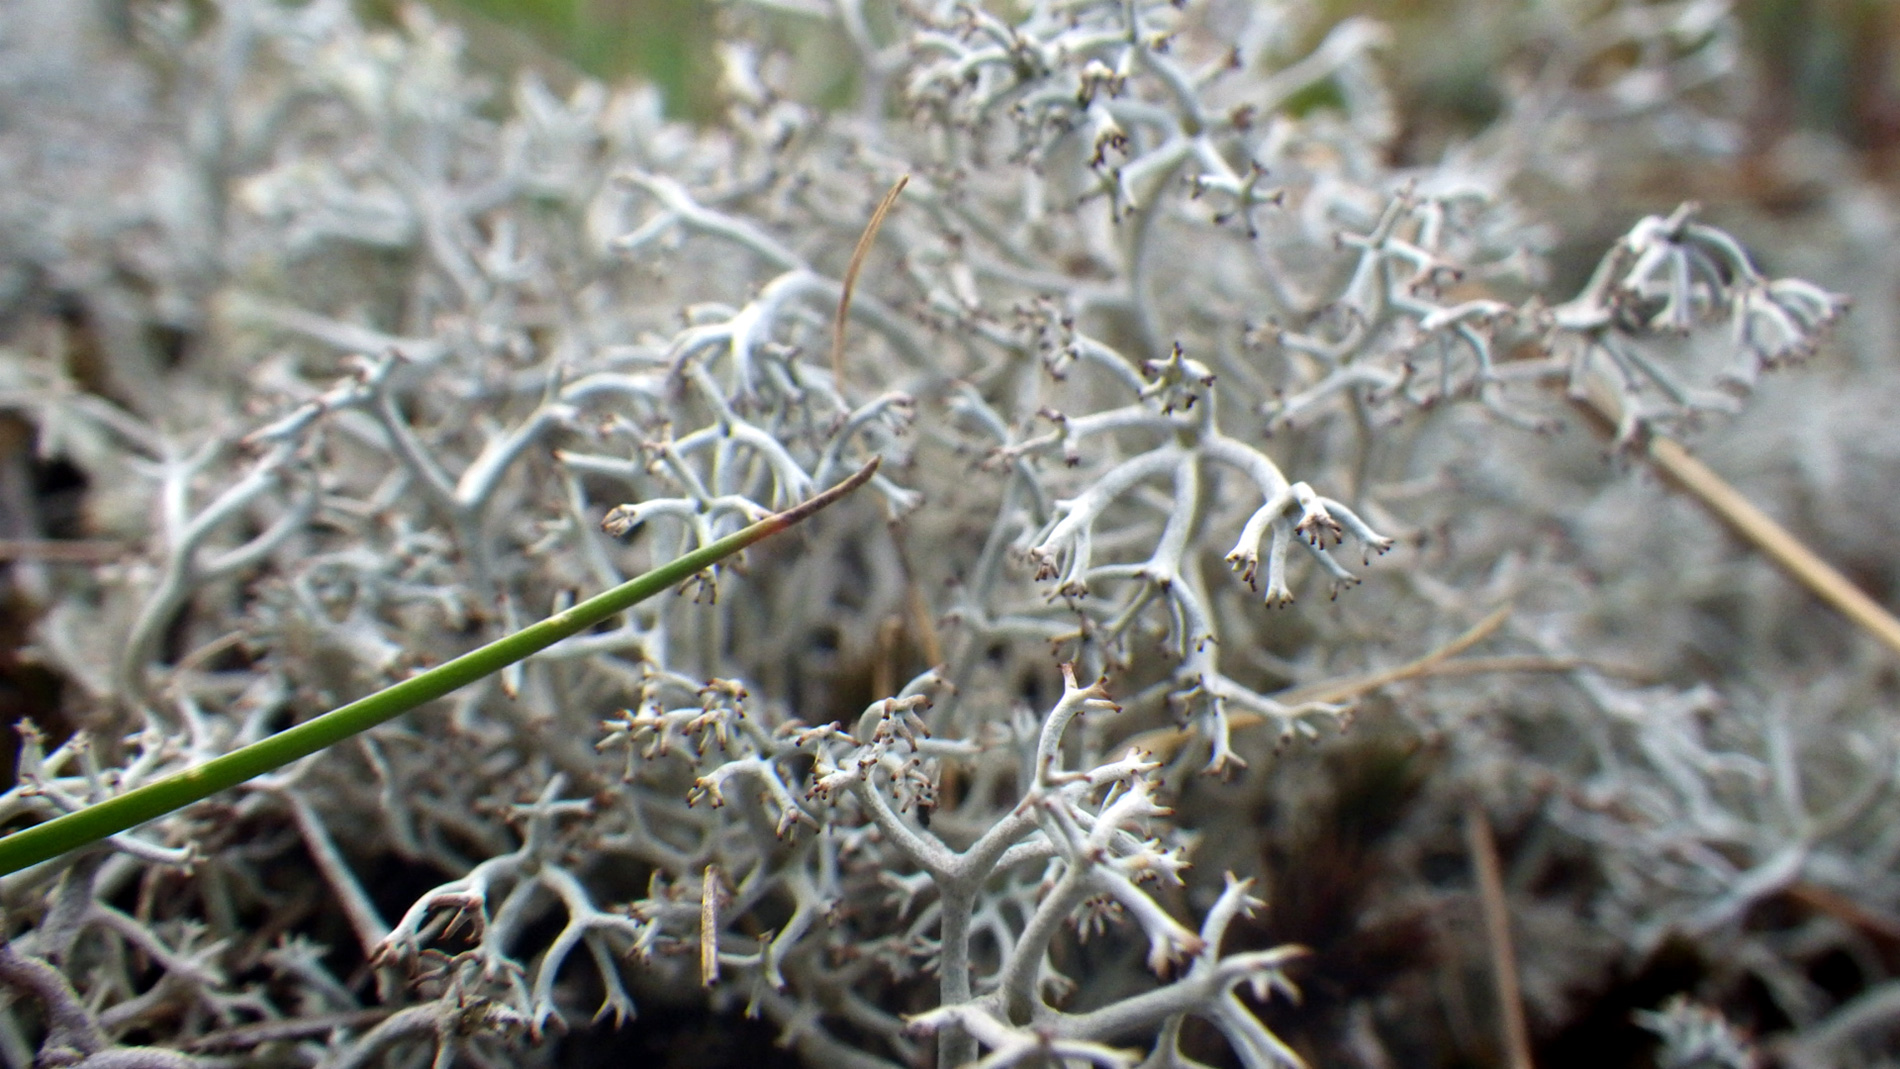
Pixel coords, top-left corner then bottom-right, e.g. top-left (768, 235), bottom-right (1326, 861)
top-left (385, 0), bottom-right (1900, 176)
top-left (364, 0), bottom-right (723, 117)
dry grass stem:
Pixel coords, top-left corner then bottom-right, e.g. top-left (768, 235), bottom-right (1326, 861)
top-left (831, 175), bottom-right (910, 387)
top-left (1466, 803), bottom-right (1535, 1069)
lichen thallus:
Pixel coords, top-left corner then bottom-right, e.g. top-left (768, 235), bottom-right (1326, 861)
top-left (0, 178), bottom-right (914, 879)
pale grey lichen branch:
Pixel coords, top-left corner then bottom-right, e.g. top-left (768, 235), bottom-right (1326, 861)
top-left (0, 0), bottom-right (1872, 1065)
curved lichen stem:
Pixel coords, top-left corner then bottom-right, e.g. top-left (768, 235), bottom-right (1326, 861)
top-left (0, 459), bottom-right (880, 878)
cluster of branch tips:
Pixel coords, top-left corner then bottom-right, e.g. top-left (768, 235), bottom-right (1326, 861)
top-left (0, 0), bottom-right (1874, 1067)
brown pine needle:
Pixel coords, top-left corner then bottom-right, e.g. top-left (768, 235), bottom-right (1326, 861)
top-left (1648, 435), bottom-right (1900, 657)
top-left (1576, 385), bottom-right (1900, 661)
top-left (1466, 803), bottom-right (1535, 1069)
top-left (1125, 605), bottom-right (1522, 762)
top-left (832, 175), bottom-right (909, 388)
top-left (1275, 602), bottom-right (1513, 707)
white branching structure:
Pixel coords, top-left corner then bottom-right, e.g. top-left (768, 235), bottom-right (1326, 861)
top-left (0, 0), bottom-right (1883, 1067)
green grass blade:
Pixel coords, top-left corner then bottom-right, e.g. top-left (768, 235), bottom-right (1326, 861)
top-left (0, 459), bottom-right (879, 877)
